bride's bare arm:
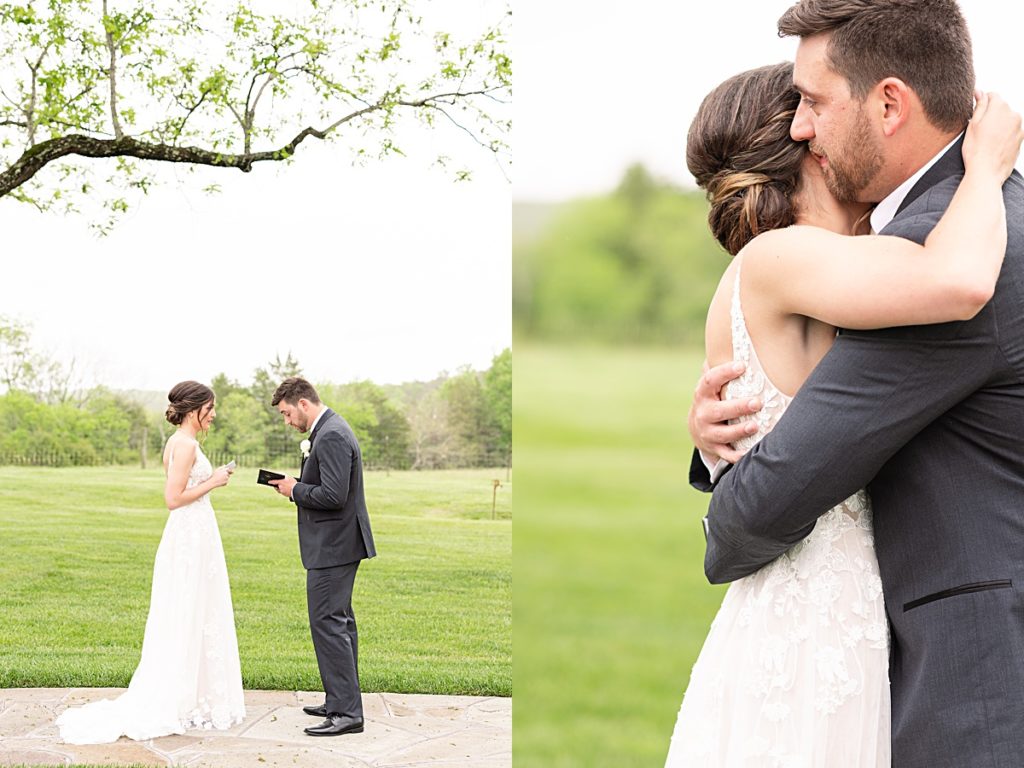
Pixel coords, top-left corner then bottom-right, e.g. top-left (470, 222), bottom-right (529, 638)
top-left (743, 92), bottom-right (1023, 330)
top-left (163, 438), bottom-right (230, 510)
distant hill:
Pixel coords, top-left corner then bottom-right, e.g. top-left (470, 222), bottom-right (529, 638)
top-left (513, 202), bottom-right (561, 245)
top-left (119, 374), bottom-right (469, 416)
top-left (513, 164), bottom-right (728, 345)
top-left (115, 389), bottom-right (167, 414)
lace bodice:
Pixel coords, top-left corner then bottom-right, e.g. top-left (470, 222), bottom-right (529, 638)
top-left (186, 443), bottom-right (213, 489)
top-left (725, 262), bottom-right (793, 452)
top-left (168, 436), bottom-right (213, 500)
top-left (725, 260), bottom-right (867, 523)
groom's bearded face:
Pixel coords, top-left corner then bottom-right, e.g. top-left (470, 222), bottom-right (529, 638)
top-left (277, 401), bottom-right (310, 432)
top-left (810, 103), bottom-right (884, 203)
top-left (792, 33), bottom-right (885, 203)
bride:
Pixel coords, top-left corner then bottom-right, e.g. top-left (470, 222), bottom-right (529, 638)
top-left (57, 380), bottom-right (246, 744)
top-left (665, 63), bottom-right (1022, 766)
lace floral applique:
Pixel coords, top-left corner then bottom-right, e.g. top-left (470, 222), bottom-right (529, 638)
top-left (727, 264), bottom-right (792, 449)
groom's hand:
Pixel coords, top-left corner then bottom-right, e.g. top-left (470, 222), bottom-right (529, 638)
top-left (689, 360), bottom-right (762, 464)
top-left (270, 476), bottom-right (297, 498)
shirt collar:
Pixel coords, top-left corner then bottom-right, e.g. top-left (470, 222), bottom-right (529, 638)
top-left (869, 133), bottom-right (962, 234)
top-left (308, 406), bottom-right (327, 436)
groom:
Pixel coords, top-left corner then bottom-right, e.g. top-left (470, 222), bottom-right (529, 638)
top-left (269, 377), bottom-right (376, 737)
top-left (689, 1), bottom-right (1024, 765)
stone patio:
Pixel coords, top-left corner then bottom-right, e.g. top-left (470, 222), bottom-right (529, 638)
top-left (0, 689), bottom-right (511, 767)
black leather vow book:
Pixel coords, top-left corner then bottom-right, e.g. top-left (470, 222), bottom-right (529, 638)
top-left (257, 468), bottom-right (286, 486)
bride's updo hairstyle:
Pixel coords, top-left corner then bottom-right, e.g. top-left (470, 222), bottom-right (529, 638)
top-left (166, 381), bottom-right (215, 426)
top-left (686, 62), bottom-right (805, 256)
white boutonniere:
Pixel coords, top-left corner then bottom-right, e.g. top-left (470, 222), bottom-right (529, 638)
top-left (300, 439), bottom-right (311, 458)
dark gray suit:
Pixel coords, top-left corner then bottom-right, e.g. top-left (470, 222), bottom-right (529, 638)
top-left (292, 408), bottom-right (376, 718)
top-left (697, 139), bottom-right (1024, 767)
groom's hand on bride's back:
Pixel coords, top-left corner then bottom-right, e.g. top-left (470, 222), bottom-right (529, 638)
top-left (689, 360), bottom-right (762, 465)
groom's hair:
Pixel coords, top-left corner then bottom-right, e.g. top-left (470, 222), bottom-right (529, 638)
top-left (271, 377), bottom-right (321, 406)
top-left (778, 0), bottom-right (974, 133)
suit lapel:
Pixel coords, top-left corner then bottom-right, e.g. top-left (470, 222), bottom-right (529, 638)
top-left (308, 408), bottom-right (333, 446)
top-left (307, 409), bottom-right (331, 444)
top-left (895, 134), bottom-right (966, 218)
top-left (301, 409), bottom-right (332, 477)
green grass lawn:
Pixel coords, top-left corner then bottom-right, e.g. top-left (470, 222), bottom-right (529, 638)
top-left (514, 342), bottom-right (727, 767)
top-left (0, 466), bottom-right (510, 697)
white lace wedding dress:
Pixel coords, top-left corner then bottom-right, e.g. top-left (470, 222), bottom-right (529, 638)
top-left (57, 438), bottom-right (246, 744)
top-left (665, 262), bottom-right (891, 767)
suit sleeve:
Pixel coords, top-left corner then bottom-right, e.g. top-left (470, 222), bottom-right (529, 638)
top-left (690, 448), bottom-right (715, 493)
top-left (690, 448), bottom-right (733, 493)
top-left (291, 431), bottom-right (352, 511)
top-left (704, 206), bottom-right (996, 583)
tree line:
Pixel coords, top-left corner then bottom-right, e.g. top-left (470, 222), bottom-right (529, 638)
top-left (514, 164), bottom-right (728, 346)
top-left (0, 318), bottom-right (510, 470)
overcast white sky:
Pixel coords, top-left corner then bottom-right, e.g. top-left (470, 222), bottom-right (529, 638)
top-left (0, 0), bottom-right (509, 393)
top-left (516, 0), bottom-right (1024, 202)
top-left (4, 1), bottom-right (1015, 395)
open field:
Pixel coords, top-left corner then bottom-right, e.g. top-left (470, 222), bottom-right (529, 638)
top-left (514, 343), bottom-right (726, 766)
top-left (0, 467), bottom-right (511, 697)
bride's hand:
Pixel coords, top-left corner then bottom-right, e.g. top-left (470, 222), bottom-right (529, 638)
top-left (963, 90), bottom-right (1024, 181)
top-left (210, 466), bottom-right (232, 488)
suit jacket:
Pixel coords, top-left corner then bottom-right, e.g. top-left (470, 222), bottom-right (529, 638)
top-left (292, 408), bottom-right (376, 569)
top-left (698, 139), bottom-right (1024, 766)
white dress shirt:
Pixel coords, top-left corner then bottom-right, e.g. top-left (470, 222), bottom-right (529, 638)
top-left (308, 406), bottom-right (327, 437)
top-left (869, 134), bottom-right (962, 233)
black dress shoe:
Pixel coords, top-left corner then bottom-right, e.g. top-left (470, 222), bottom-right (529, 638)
top-left (304, 714), bottom-right (364, 736)
top-left (302, 704), bottom-right (328, 718)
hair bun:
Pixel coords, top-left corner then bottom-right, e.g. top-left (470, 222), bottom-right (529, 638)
top-left (706, 171), bottom-right (791, 255)
top-left (708, 170), bottom-right (772, 207)
top-left (686, 63), bottom-right (804, 255)
top-left (166, 381), bottom-right (215, 427)
top-left (165, 404), bottom-right (181, 426)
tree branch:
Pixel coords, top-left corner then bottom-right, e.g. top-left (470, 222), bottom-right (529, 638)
top-left (25, 52), bottom-right (44, 146)
top-left (244, 52), bottom-right (308, 153)
top-left (241, 71), bottom-right (270, 154)
top-left (7, 186), bottom-right (47, 212)
top-left (0, 88), bottom-right (505, 198)
top-left (429, 103), bottom-right (499, 153)
top-left (248, 50), bottom-right (304, 116)
top-left (394, 87), bottom-right (503, 109)
top-left (102, 0), bottom-right (125, 140)
top-left (249, 70), bottom-right (278, 118)
top-left (171, 91), bottom-right (209, 143)
top-left (0, 123), bottom-right (338, 197)
top-left (0, 86), bottom-right (20, 111)
top-left (226, 101), bottom-right (247, 135)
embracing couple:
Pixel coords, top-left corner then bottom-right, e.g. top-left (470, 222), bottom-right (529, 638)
top-left (666, 1), bottom-right (1024, 767)
top-left (56, 376), bottom-right (375, 743)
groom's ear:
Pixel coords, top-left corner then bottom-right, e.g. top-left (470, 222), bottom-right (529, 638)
top-left (876, 77), bottom-right (912, 138)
